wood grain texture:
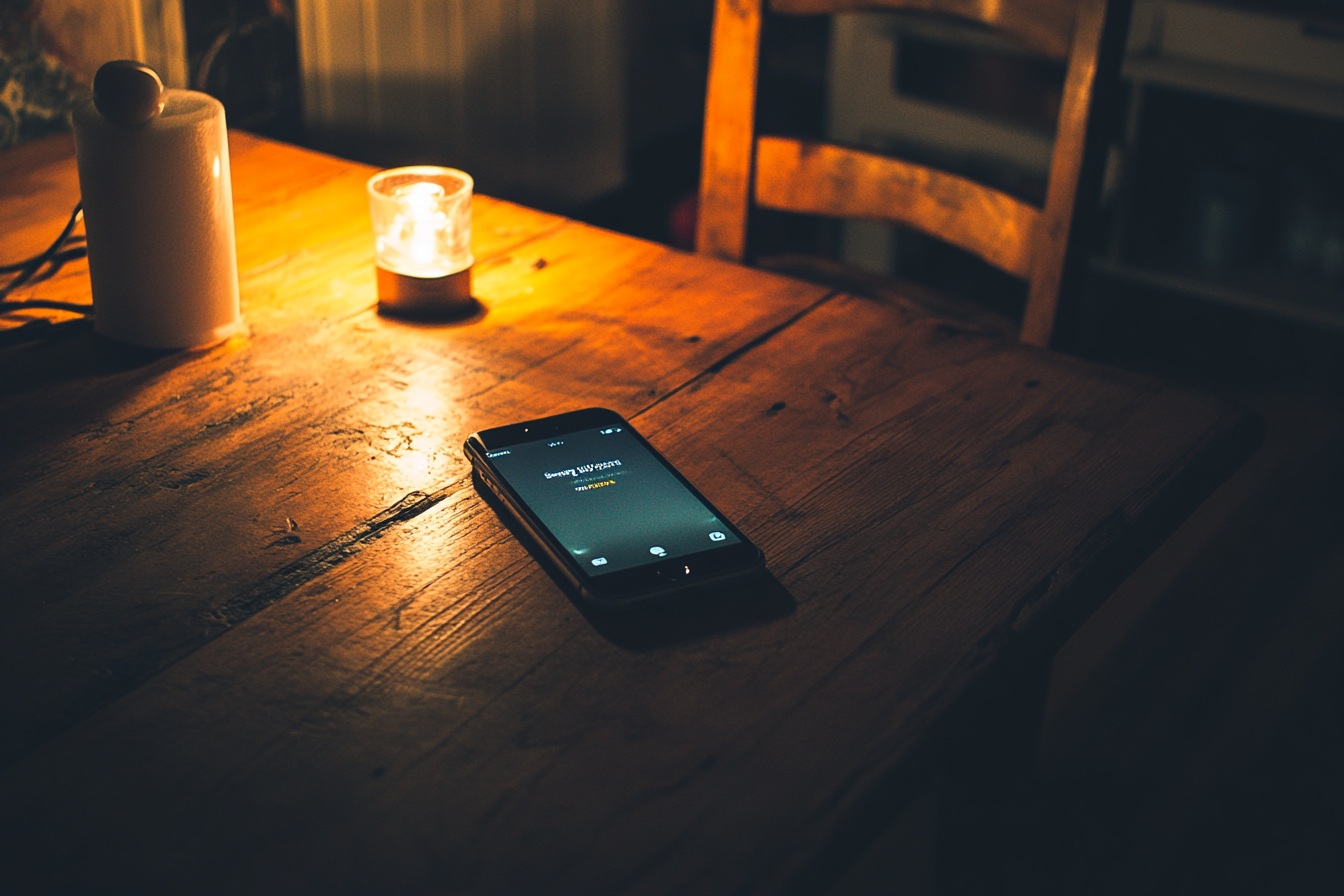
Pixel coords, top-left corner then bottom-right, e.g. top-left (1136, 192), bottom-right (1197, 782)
top-left (0, 134), bottom-right (1259, 893)
top-left (755, 136), bottom-right (1040, 278)
top-left (0, 133), bottom-right (830, 767)
top-left (0, 286), bottom-right (1258, 894)
top-left (771, 0), bottom-right (1077, 60)
top-left (697, 0), bottom-right (764, 262)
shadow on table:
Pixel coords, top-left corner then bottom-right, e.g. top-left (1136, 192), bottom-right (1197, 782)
top-left (472, 474), bottom-right (796, 649)
top-left (0, 319), bottom-right (187, 400)
top-left (0, 322), bottom-right (241, 468)
top-left (580, 572), bottom-right (796, 650)
top-left (377, 297), bottom-right (487, 327)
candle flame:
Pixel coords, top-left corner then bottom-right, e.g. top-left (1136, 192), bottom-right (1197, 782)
top-left (391, 182), bottom-right (449, 269)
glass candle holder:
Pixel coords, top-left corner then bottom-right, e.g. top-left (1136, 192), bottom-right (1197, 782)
top-left (367, 165), bottom-right (474, 316)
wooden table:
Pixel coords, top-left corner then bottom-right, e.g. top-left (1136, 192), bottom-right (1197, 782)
top-left (0, 133), bottom-right (1260, 893)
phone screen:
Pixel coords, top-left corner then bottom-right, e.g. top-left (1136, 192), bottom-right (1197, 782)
top-left (483, 424), bottom-right (742, 576)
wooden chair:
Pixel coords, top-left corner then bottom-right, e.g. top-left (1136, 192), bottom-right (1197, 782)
top-left (696, 0), bottom-right (1116, 347)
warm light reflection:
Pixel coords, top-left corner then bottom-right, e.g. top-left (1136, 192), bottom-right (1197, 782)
top-left (368, 166), bottom-right (473, 279)
top-left (341, 350), bottom-right (487, 574)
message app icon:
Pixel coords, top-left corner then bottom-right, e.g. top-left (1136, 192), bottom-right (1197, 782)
top-left (708, 531), bottom-right (726, 541)
top-left (649, 546), bottom-right (667, 557)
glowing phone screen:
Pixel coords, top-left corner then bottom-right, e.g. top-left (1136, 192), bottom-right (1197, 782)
top-left (485, 425), bottom-right (740, 575)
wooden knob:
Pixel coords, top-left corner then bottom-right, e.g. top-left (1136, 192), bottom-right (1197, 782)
top-left (93, 60), bottom-right (165, 127)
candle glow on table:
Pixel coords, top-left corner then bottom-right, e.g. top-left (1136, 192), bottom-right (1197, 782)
top-left (367, 165), bottom-right (475, 316)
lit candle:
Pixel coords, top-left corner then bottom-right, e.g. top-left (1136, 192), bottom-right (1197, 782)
top-left (368, 166), bottom-right (475, 317)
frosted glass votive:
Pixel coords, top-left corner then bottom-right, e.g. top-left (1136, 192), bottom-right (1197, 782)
top-left (367, 166), bottom-right (474, 317)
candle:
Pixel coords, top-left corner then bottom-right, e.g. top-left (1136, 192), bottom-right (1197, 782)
top-left (367, 166), bottom-right (475, 317)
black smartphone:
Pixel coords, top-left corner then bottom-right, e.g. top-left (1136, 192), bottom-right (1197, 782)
top-left (464, 408), bottom-right (765, 609)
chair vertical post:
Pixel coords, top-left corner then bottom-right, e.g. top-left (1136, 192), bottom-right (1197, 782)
top-left (1022, 0), bottom-right (1108, 348)
top-left (697, 0), bottom-right (764, 262)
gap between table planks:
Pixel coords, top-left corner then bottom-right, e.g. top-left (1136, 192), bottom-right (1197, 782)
top-left (2, 140), bottom-right (1260, 895)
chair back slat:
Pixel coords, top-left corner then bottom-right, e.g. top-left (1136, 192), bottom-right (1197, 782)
top-left (770, 0), bottom-right (1077, 60)
top-left (754, 137), bottom-right (1039, 279)
top-left (698, 0), bottom-right (1112, 347)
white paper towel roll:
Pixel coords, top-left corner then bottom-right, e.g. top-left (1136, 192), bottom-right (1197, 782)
top-left (73, 89), bottom-right (242, 349)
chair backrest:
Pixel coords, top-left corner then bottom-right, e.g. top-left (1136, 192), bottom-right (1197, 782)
top-left (696, 0), bottom-right (1111, 347)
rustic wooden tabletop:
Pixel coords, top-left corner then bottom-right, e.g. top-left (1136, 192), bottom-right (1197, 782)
top-left (0, 132), bottom-right (1260, 893)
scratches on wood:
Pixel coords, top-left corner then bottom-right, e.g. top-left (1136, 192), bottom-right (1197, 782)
top-left (159, 469), bottom-right (210, 490)
top-left (208, 488), bottom-right (451, 628)
top-left (0, 135), bottom-right (836, 772)
top-left (265, 534), bottom-right (302, 548)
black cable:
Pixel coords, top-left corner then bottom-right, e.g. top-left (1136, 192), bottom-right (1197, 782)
top-left (15, 246), bottom-right (89, 286)
top-left (1, 298), bottom-right (95, 313)
top-left (0, 202), bottom-right (92, 312)
top-left (0, 241), bottom-right (82, 274)
top-left (1, 202), bottom-right (83, 273)
top-left (0, 239), bottom-right (84, 274)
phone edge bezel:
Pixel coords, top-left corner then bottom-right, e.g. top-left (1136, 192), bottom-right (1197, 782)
top-left (463, 408), bottom-right (764, 608)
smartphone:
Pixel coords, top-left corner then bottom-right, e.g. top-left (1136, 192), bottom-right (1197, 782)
top-left (464, 408), bottom-right (764, 608)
